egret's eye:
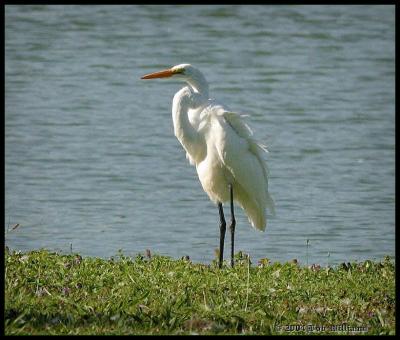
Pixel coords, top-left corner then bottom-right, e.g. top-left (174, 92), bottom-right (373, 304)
top-left (175, 68), bottom-right (185, 75)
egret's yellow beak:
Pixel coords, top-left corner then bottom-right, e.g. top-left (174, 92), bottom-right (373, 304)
top-left (141, 68), bottom-right (177, 79)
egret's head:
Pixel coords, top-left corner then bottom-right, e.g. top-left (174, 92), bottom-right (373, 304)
top-left (141, 64), bottom-right (195, 80)
top-left (141, 64), bottom-right (209, 95)
top-left (169, 64), bottom-right (198, 79)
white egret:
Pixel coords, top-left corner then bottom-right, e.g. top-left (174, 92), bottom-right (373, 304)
top-left (141, 64), bottom-right (275, 268)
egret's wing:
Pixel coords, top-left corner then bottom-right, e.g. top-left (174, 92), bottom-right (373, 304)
top-left (215, 110), bottom-right (275, 229)
top-left (220, 111), bottom-right (270, 178)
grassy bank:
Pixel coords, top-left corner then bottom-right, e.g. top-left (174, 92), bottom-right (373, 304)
top-left (4, 249), bottom-right (395, 335)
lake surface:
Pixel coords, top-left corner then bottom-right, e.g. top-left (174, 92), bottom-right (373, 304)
top-left (5, 5), bottom-right (395, 266)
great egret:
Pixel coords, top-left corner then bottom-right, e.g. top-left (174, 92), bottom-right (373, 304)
top-left (141, 64), bottom-right (275, 268)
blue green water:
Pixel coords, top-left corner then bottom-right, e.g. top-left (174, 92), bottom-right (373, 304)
top-left (5, 5), bottom-right (395, 266)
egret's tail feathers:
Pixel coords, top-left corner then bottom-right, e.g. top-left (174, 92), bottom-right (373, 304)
top-left (250, 214), bottom-right (266, 232)
top-left (245, 203), bottom-right (266, 231)
top-left (236, 187), bottom-right (275, 232)
top-left (266, 193), bottom-right (276, 217)
top-left (235, 188), bottom-right (266, 232)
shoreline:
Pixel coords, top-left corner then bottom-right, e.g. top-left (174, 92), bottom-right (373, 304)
top-left (5, 248), bottom-right (395, 335)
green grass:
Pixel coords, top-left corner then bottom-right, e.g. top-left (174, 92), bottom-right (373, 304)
top-left (4, 248), bottom-right (395, 335)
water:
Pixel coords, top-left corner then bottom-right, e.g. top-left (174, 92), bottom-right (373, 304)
top-left (5, 5), bottom-right (395, 266)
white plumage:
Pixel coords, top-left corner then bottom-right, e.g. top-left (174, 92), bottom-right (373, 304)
top-left (141, 64), bottom-right (275, 266)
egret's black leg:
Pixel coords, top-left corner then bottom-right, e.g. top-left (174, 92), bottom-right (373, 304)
top-left (218, 202), bottom-right (226, 268)
top-left (229, 184), bottom-right (236, 267)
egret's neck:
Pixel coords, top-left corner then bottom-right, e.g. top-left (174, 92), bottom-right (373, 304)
top-left (172, 87), bottom-right (206, 164)
top-left (186, 75), bottom-right (209, 98)
top-left (172, 87), bottom-right (194, 141)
